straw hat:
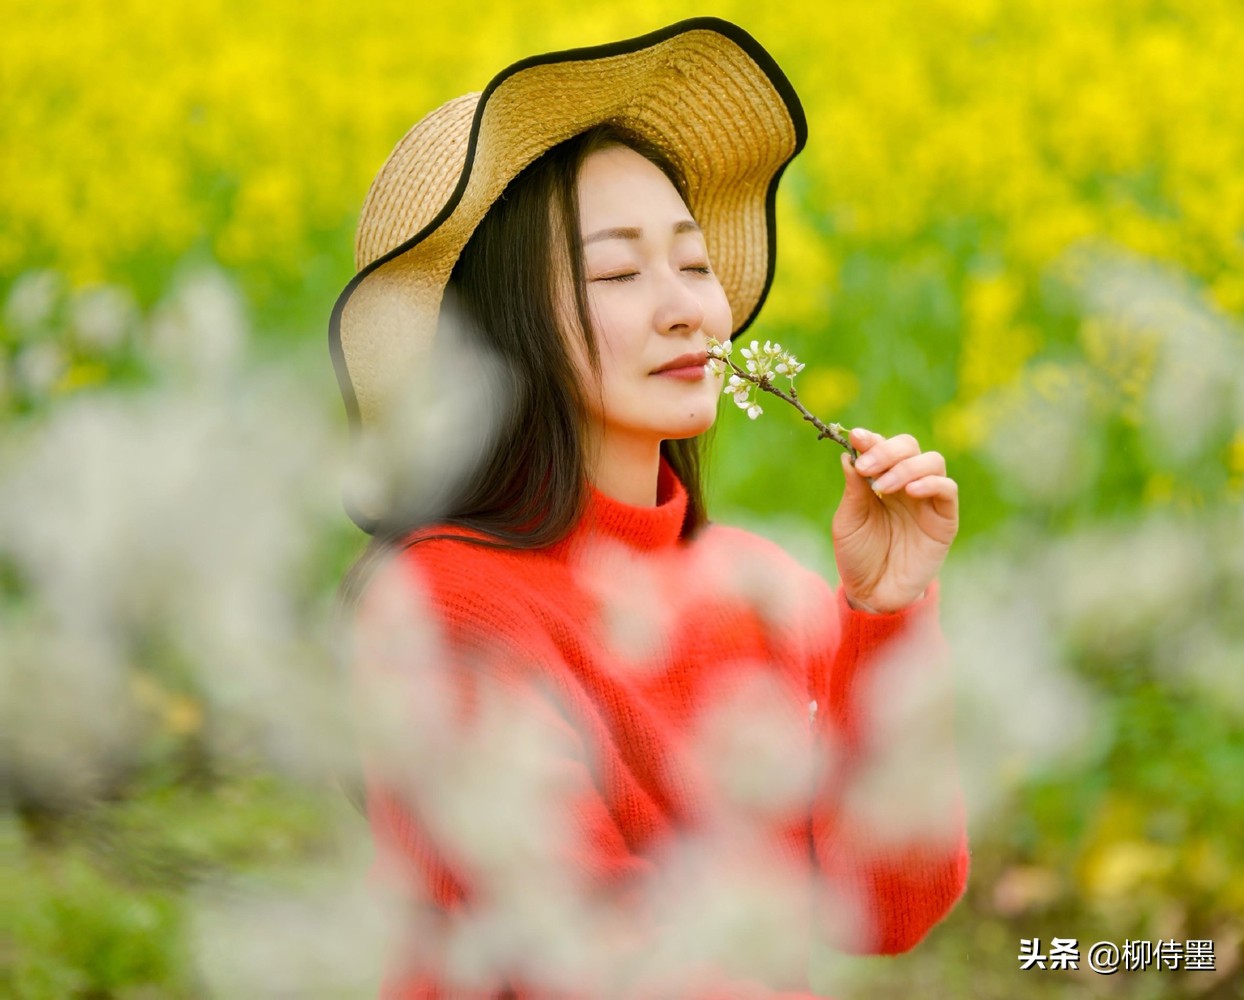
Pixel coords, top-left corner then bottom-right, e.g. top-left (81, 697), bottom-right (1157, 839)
top-left (329, 16), bottom-right (806, 441)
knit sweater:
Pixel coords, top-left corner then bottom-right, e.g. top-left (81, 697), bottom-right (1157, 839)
top-left (352, 456), bottom-right (969, 999)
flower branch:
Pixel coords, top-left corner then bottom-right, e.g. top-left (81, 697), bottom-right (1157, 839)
top-left (705, 337), bottom-right (857, 457)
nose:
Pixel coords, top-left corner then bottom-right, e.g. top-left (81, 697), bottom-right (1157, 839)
top-left (653, 267), bottom-right (705, 336)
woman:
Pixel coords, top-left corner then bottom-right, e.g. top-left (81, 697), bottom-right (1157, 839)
top-left (333, 18), bottom-right (968, 999)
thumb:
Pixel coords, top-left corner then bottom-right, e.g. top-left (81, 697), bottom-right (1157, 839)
top-left (841, 450), bottom-right (876, 499)
top-left (836, 451), bottom-right (876, 528)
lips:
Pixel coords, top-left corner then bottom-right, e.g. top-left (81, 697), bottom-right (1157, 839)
top-left (651, 352), bottom-right (709, 374)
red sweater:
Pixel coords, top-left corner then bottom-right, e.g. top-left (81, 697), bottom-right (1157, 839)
top-left (352, 457), bottom-right (969, 998)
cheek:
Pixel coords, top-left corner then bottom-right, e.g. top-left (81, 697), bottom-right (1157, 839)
top-left (563, 316), bottom-right (626, 412)
top-left (586, 305), bottom-right (638, 376)
top-left (562, 294), bottom-right (616, 392)
top-left (709, 287), bottom-right (734, 332)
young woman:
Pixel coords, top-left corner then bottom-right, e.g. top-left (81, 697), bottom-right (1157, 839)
top-left (332, 18), bottom-right (968, 999)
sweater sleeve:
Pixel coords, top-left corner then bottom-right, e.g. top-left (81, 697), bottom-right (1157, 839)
top-left (351, 543), bottom-right (710, 999)
top-left (804, 580), bottom-right (970, 955)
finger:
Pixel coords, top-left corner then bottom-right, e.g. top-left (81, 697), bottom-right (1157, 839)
top-left (852, 432), bottom-right (921, 477)
top-left (869, 451), bottom-right (947, 494)
top-left (849, 426), bottom-right (884, 451)
top-left (904, 474), bottom-right (959, 506)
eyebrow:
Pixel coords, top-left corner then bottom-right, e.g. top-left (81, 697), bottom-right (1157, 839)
top-left (582, 220), bottom-right (702, 245)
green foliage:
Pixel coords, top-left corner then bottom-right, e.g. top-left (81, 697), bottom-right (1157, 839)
top-left (6, 775), bottom-right (342, 999)
top-left (8, 824), bottom-right (190, 997)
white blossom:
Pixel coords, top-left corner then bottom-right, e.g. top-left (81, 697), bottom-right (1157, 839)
top-left (706, 334), bottom-right (814, 426)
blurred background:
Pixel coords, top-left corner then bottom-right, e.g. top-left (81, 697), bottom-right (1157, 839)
top-left (3, 1), bottom-right (1241, 996)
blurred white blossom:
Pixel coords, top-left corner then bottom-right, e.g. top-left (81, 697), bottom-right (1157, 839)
top-left (0, 270), bottom-right (358, 789)
top-left (12, 339), bottom-right (66, 395)
top-left (70, 282), bottom-right (139, 352)
top-left (690, 671), bottom-right (815, 821)
top-left (1073, 250), bottom-right (1244, 465)
top-left (981, 362), bottom-right (1101, 507)
top-left (147, 265), bottom-right (249, 377)
top-left (2, 610), bottom-right (136, 810)
top-left (943, 545), bottom-right (1101, 818)
top-left (343, 289), bottom-right (511, 526)
top-left (4, 269), bottom-right (64, 332)
top-left (191, 851), bottom-right (386, 998)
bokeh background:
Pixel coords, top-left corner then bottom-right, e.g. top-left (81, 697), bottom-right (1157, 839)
top-left (3, 1), bottom-right (1242, 997)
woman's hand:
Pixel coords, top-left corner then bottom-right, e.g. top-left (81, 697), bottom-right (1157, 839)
top-left (832, 427), bottom-right (959, 614)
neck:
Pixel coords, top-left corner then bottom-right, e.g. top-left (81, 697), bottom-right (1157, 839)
top-left (586, 427), bottom-right (663, 507)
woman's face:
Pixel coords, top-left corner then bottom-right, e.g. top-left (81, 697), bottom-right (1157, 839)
top-left (564, 144), bottom-right (732, 449)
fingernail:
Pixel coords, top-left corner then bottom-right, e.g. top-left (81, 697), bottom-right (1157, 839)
top-left (872, 472), bottom-right (896, 492)
top-left (855, 455), bottom-right (876, 473)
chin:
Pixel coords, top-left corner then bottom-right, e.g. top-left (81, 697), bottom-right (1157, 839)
top-left (659, 411), bottom-right (717, 440)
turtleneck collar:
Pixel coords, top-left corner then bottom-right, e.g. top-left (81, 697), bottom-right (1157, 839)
top-left (546, 455), bottom-right (689, 561)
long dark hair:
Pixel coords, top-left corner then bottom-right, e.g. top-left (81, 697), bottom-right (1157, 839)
top-left (336, 124), bottom-right (716, 632)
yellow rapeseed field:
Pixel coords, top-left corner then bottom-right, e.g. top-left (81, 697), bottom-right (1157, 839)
top-left (3, 0), bottom-right (1242, 436)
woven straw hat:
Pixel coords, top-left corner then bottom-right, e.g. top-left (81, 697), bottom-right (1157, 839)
top-left (329, 17), bottom-right (806, 441)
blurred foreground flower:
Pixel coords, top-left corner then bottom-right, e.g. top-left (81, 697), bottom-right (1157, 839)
top-left (0, 265), bottom-right (362, 816)
top-left (706, 336), bottom-right (855, 455)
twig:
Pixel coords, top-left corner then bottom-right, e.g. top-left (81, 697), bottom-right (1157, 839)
top-left (708, 338), bottom-right (859, 460)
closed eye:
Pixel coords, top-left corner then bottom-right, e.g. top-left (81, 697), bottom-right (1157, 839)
top-left (591, 265), bottom-right (711, 282)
